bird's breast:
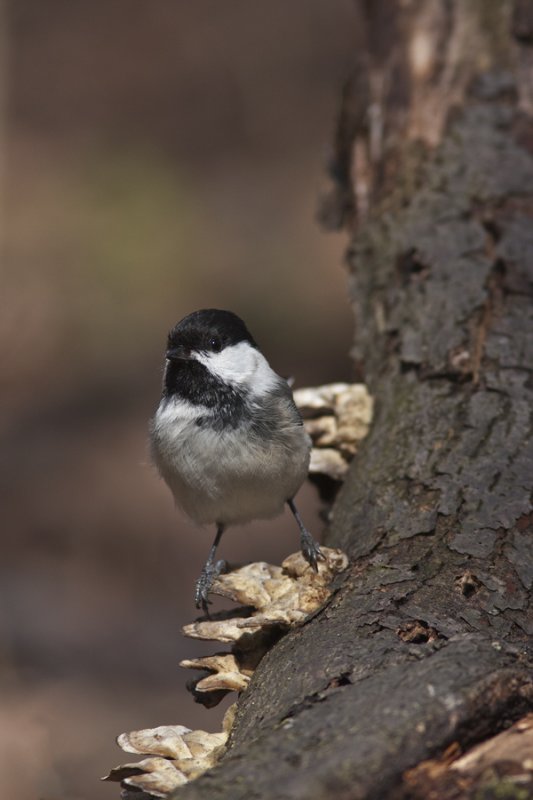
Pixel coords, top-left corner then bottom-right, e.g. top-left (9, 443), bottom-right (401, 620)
top-left (149, 397), bottom-right (310, 526)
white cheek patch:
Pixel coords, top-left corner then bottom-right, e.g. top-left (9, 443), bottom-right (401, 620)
top-left (194, 341), bottom-right (279, 396)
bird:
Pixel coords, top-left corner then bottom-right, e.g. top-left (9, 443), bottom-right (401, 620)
top-left (149, 308), bottom-right (322, 612)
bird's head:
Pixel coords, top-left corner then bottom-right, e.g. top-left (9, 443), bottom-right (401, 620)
top-left (162, 309), bottom-right (278, 401)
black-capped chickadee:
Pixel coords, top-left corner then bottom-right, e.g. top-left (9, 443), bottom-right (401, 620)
top-left (150, 309), bottom-right (322, 612)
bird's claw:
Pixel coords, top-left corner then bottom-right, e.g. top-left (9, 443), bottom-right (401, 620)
top-left (194, 559), bottom-right (227, 614)
top-left (300, 533), bottom-right (324, 572)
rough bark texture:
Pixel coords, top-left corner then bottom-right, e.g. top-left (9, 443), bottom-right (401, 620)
top-left (172, 3), bottom-right (533, 798)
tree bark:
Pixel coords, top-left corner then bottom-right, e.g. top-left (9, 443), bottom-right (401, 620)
top-left (173, 2), bottom-right (533, 798)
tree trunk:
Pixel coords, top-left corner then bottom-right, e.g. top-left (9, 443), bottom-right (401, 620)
top-left (173, 3), bottom-right (533, 798)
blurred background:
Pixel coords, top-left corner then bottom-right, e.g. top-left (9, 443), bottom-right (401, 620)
top-left (1, 2), bottom-right (357, 798)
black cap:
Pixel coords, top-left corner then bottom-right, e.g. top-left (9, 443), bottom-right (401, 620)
top-left (167, 309), bottom-right (259, 355)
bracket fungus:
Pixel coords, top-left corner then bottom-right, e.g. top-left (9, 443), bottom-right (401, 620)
top-left (104, 707), bottom-right (235, 798)
top-left (104, 548), bottom-right (348, 798)
top-left (293, 382), bottom-right (373, 483)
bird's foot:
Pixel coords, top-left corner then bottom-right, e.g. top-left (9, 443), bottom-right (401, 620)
top-left (194, 559), bottom-right (227, 615)
top-left (300, 531), bottom-right (324, 572)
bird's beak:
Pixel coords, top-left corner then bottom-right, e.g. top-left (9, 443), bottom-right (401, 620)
top-left (166, 345), bottom-right (191, 362)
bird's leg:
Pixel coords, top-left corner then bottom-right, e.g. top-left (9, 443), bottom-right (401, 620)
top-left (195, 524), bottom-right (226, 614)
top-left (287, 498), bottom-right (323, 571)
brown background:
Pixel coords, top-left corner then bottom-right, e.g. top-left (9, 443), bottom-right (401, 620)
top-left (1, 2), bottom-right (357, 799)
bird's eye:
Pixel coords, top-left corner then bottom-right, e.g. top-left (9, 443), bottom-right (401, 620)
top-left (210, 337), bottom-right (222, 353)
